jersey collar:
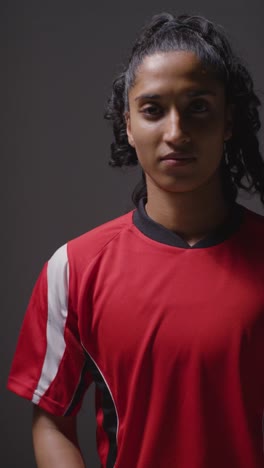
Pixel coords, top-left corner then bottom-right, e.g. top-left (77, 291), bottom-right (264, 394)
top-left (133, 197), bottom-right (245, 249)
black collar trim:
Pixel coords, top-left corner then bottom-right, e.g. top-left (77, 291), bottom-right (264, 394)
top-left (133, 198), bottom-right (245, 249)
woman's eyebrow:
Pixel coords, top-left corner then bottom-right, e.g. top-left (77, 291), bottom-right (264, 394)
top-left (187, 89), bottom-right (217, 97)
top-left (134, 93), bottom-right (161, 101)
top-left (135, 89), bottom-right (217, 101)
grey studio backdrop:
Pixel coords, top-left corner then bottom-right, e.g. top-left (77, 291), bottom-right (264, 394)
top-left (2, 0), bottom-right (264, 467)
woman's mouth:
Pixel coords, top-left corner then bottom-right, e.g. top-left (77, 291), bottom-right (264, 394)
top-left (160, 152), bottom-right (196, 166)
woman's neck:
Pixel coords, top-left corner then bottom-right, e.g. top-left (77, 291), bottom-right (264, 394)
top-left (145, 173), bottom-right (231, 245)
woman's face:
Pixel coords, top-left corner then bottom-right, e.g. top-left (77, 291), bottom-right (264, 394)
top-left (125, 50), bottom-right (232, 194)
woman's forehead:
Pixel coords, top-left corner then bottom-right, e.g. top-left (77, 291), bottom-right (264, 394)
top-left (131, 50), bottom-right (221, 92)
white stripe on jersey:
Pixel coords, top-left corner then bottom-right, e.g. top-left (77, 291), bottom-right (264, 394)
top-left (32, 244), bottom-right (69, 404)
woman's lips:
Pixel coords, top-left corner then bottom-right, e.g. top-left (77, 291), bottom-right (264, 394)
top-left (160, 151), bottom-right (196, 161)
top-left (161, 158), bottom-right (196, 166)
top-left (160, 152), bottom-right (196, 166)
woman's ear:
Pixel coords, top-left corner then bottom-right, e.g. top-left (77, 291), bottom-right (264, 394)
top-left (124, 111), bottom-right (135, 148)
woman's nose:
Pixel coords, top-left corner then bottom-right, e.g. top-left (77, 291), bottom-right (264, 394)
top-left (163, 110), bottom-right (190, 144)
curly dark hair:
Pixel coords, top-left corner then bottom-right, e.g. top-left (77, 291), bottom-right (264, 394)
top-left (104, 12), bottom-right (264, 207)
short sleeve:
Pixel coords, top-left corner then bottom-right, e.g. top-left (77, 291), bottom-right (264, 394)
top-left (7, 244), bottom-right (93, 416)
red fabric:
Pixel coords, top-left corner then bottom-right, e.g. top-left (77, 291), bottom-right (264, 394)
top-left (8, 264), bottom-right (49, 400)
top-left (8, 207), bottom-right (264, 467)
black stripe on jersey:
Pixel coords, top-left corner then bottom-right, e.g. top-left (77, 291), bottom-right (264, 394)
top-left (64, 361), bottom-right (89, 416)
top-left (133, 197), bottom-right (245, 249)
top-left (84, 350), bottom-right (118, 468)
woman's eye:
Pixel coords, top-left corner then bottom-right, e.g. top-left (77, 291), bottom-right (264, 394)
top-left (141, 105), bottom-right (162, 117)
top-left (189, 100), bottom-right (209, 113)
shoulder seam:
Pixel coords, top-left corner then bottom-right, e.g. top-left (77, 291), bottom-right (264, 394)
top-left (67, 214), bottom-right (133, 266)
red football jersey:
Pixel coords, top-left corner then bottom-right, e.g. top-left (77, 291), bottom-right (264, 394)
top-left (7, 199), bottom-right (264, 467)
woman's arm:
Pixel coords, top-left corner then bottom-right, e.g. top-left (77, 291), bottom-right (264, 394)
top-left (32, 405), bottom-right (86, 468)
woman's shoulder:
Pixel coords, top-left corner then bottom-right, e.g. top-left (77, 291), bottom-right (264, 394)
top-left (46, 210), bottom-right (136, 278)
top-left (66, 209), bottom-right (135, 263)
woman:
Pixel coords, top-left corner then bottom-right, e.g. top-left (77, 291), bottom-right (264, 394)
top-left (8, 12), bottom-right (264, 468)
